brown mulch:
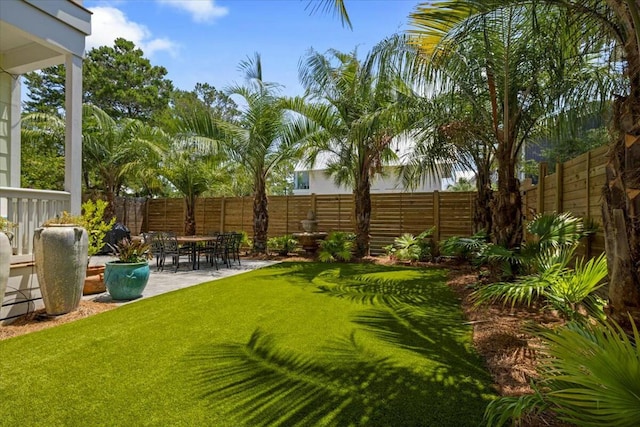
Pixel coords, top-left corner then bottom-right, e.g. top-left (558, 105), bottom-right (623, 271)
top-left (0, 300), bottom-right (117, 341)
top-left (0, 255), bottom-right (560, 423)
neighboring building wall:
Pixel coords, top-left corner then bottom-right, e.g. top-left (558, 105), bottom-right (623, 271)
top-left (293, 168), bottom-right (442, 195)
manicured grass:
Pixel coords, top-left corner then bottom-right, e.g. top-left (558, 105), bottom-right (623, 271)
top-left (0, 263), bottom-right (494, 426)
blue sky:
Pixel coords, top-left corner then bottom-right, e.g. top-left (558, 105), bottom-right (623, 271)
top-left (84, 0), bottom-right (417, 96)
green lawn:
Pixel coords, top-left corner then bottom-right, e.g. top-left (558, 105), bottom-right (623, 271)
top-left (0, 262), bottom-right (495, 426)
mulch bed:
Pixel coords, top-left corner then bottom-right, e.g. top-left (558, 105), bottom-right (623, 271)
top-left (0, 255), bottom-right (562, 424)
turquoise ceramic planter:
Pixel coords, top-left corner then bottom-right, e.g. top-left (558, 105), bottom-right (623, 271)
top-left (104, 261), bottom-right (150, 300)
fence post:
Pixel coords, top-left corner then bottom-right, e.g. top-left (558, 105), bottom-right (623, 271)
top-left (585, 151), bottom-right (592, 259)
top-left (537, 162), bottom-right (547, 215)
top-left (286, 195), bottom-right (289, 235)
top-left (220, 197), bottom-right (225, 233)
top-left (555, 162), bottom-right (564, 212)
top-left (433, 191), bottom-right (441, 243)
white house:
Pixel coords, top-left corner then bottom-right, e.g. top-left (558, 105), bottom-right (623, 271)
top-left (292, 138), bottom-right (445, 195)
top-left (0, 0), bottom-right (91, 320)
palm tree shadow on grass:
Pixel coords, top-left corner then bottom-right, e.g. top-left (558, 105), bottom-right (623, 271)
top-left (263, 262), bottom-right (422, 286)
top-left (185, 329), bottom-right (491, 427)
top-left (311, 263), bottom-right (491, 381)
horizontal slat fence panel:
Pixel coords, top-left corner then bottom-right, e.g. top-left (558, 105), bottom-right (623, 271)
top-left (143, 191), bottom-right (476, 255)
top-left (521, 145), bottom-right (609, 259)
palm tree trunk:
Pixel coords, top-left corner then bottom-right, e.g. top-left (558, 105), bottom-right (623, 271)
top-left (354, 175), bottom-right (371, 258)
top-left (474, 168), bottom-right (493, 234)
top-left (490, 144), bottom-right (522, 249)
top-left (253, 176), bottom-right (269, 254)
top-left (184, 196), bottom-right (196, 236)
top-left (602, 39), bottom-right (640, 322)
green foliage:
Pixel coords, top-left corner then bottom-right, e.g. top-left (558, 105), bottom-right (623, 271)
top-left (440, 230), bottom-right (488, 261)
top-left (541, 126), bottom-right (609, 169)
top-left (446, 177), bottom-right (475, 192)
top-left (238, 231), bottom-right (252, 250)
top-left (110, 238), bottom-right (151, 263)
top-left (386, 228), bottom-right (435, 262)
top-left (267, 235), bottom-right (298, 256)
top-left (23, 39), bottom-right (173, 121)
top-left (20, 111), bottom-right (65, 190)
top-left (318, 232), bottom-right (354, 262)
top-left (84, 38), bottom-right (173, 121)
top-left (471, 253), bottom-right (607, 321)
top-left (485, 319), bottom-right (640, 427)
top-left (81, 200), bottom-right (116, 258)
top-left (42, 211), bottom-right (83, 226)
top-left (22, 64), bottom-right (66, 114)
top-left (178, 53), bottom-right (316, 253)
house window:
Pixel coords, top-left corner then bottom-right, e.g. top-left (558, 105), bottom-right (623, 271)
top-left (294, 171), bottom-right (310, 190)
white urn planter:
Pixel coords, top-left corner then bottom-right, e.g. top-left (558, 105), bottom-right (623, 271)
top-left (0, 232), bottom-right (11, 309)
top-left (34, 225), bottom-right (88, 315)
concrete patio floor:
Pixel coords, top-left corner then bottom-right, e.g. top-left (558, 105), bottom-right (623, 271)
top-left (87, 255), bottom-right (279, 305)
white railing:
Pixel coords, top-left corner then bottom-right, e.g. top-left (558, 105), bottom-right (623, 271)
top-left (0, 187), bottom-right (71, 256)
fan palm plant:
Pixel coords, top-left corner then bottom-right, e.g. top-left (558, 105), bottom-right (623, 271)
top-left (485, 319), bottom-right (640, 426)
top-left (471, 213), bottom-right (607, 320)
top-left (179, 53), bottom-right (317, 253)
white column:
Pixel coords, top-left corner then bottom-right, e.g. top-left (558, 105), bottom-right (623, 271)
top-left (9, 74), bottom-right (21, 188)
top-left (64, 54), bottom-right (83, 215)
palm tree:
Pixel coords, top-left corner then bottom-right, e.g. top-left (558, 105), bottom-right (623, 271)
top-left (179, 54), bottom-right (315, 253)
top-left (410, 5), bottom-right (615, 250)
top-left (82, 105), bottom-right (168, 219)
top-left (288, 47), bottom-right (418, 257)
top-left (159, 142), bottom-right (222, 235)
top-left (405, 0), bottom-right (640, 322)
top-left (20, 105), bottom-right (167, 219)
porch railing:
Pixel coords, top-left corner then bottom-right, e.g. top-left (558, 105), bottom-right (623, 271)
top-left (0, 187), bottom-right (71, 256)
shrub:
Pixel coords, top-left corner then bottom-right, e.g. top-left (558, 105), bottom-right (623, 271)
top-left (267, 235), bottom-right (298, 256)
top-left (471, 252), bottom-right (608, 321)
top-left (440, 230), bottom-right (488, 261)
top-left (385, 228), bottom-right (435, 262)
top-left (318, 232), bottom-right (354, 262)
top-left (81, 200), bottom-right (116, 258)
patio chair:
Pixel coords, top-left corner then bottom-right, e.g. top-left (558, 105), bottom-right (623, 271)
top-left (196, 232), bottom-right (219, 270)
top-left (144, 232), bottom-right (165, 271)
top-left (163, 232), bottom-right (192, 272)
top-left (228, 232), bottom-right (242, 266)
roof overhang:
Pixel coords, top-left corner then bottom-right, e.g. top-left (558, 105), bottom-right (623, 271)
top-left (0, 0), bottom-right (91, 74)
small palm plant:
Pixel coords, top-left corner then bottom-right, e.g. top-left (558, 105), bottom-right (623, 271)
top-left (385, 228), bottom-right (435, 262)
top-left (318, 232), bottom-right (354, 262)
top-left (485, 319), bottom-right (640, 426)
top-left (471, 212), bottom-right (607, 321)
top-left (267, 235), bottom-right (298, 256)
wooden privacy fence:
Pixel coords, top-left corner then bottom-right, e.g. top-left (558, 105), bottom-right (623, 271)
top-left (141, 192), bottom-right (476, 255)
top-left (521, 144), bottom-right (608, 258)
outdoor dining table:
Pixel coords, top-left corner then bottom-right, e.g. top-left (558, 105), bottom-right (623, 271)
top-left (175, 235), bottom-right (216, 270)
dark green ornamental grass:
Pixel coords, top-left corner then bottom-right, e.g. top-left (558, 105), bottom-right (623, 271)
top-left (0, 262), bottom-right (495, 426)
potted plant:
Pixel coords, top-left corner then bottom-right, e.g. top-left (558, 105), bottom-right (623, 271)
top-left (0, 217), bottom-right (15, 311)
top-left (34, 212), bottom-right (88, 315)
top-left (81, 200), bottom-right (116, 295)
top-left (104, 238), bottom-right (151, 300)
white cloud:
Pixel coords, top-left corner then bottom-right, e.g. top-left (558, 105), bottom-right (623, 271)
top-left (87, 6), bottom-right (179, 57)
top-left (156, 0), bottom-right (228, 23)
